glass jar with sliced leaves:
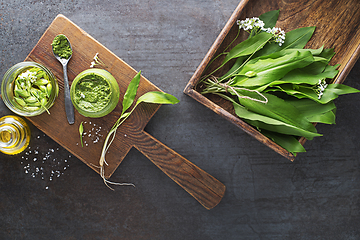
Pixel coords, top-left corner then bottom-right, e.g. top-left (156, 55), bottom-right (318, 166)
top-left (1, 62), bottom-right (59, 117)
top-left (199, 10), bottom-right (359, 156)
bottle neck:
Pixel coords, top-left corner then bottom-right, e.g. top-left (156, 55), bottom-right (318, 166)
top-left (0, 125), bottom-right (17, 147)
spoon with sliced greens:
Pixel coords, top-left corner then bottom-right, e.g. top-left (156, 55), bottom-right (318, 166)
top-left (52, 34), bottom-right (75, 124)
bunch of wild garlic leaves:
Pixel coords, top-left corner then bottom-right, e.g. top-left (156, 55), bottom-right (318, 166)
top-left (200, 10), bottom-right (359, 155)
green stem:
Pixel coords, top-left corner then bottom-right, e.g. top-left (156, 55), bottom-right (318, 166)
top-left (100, 101), bottom-right (140, 163)
top-left (200, 28), bottom-right (241, 83)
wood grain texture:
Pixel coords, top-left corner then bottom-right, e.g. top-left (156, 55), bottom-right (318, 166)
top-left (133, 131), bottom-right (225, 210)
top-left (24, 14), bottom-right (225, 209)
top-left (184, 0), bottom-right (360, 161)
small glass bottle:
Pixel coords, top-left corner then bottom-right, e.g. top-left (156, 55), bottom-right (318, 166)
top-left (0, 115), bottom-right (31, 155)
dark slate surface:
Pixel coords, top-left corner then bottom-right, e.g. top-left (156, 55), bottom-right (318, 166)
top-left (0, 1), bottom-right (359, 239)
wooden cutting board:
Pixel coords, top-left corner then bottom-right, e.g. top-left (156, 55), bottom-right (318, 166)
top-left (24, 14), bottom-right (225, 209)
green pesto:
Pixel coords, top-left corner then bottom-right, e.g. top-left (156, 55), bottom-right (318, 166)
top-left (73, 73), bottom-right (112, 112)
top-left (51, 35), bottom-right (72, 59)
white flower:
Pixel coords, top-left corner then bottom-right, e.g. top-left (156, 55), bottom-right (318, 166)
top-left (93, 53), bottom-right (99, 61)
top-left (18, 70), bottom-right (37, 82)
top-left (237, 17), bottom-right (264, 32)
top-left (318, 92), bottom-right (323, 99)
top-left (264, 27), bottom-right (286, 46)
top-left (316, 79), bottom-right (328, 99)
top-left (237, 17), bottom-right (286, 46)
top-left (90, 53), bottom-right (107, 68)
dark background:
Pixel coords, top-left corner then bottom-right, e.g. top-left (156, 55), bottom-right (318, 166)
top-left (1, 1), bottom-right (359, 239)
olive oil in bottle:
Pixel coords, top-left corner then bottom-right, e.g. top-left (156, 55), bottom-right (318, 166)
top-left (0, 115), bottom-right (30, 155)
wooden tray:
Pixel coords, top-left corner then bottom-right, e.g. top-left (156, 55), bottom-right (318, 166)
top-left (24, 14), bottom-right (225, 209)
top-left (184, 0), bottom-right (360, 161)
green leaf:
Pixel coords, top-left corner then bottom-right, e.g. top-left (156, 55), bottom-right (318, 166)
top-left (238, 92), bottom-right (318, 132)
top-left (136, 91), bottom-right (180, 105)
top-left (233, 101), bottom-right (322, 139)
top-left (287, 98), bottom-right (336, 117)
top-left (14, 97), bottom-right (26, 106)
top-left (282, 26), bottom-right (316, 49)
top-left (79, 121), bottom-right (84, 147)
top-left (271, 83), bottom-right (359, 104)
top-left (306, 109), bottom-right (336, 124)
top-left (302, 49), bottom-right (337, 74)
top-left (254, 26), bottom-right (316, 58)
top-left (222, 32), bottom-right (273, 67)
top-left (122, 71), bottom-right (141, 115)
top-left (286, 98), bottom-right (336, 124)
top-left (233, 50), bottom-right (314, 87)
top-left (326, 83), bottom-right (360, 95)
top-left (260, 129), bottom-right (306, 154)
top-left (259, 10), bottom-right (279, 28)
top-left (270, 63), bottom-right (339, 86)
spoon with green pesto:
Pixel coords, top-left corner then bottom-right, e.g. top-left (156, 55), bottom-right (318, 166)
top-left (52, 34), bottom-right (75, 124)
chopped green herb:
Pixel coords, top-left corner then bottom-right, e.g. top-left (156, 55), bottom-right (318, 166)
top-left (51, 34), bottom-right (72, 59)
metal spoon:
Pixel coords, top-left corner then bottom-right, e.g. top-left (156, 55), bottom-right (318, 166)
top-left (52, 34), bottom-right (75, 124)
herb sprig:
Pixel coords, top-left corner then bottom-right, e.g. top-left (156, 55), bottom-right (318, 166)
top-left (200, 10), bottom-right (359, 155)
top-left (94, 71), bottom-right (179, 189)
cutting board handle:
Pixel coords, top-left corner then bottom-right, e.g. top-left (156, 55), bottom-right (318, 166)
top-left (134, 131), bottom-right (226, 210)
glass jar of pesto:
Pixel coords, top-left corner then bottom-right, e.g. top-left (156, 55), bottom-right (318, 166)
top-left (70, 69), bottom-right (120, 118)
top-left (1, 62), bottom-right (59, 117)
